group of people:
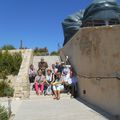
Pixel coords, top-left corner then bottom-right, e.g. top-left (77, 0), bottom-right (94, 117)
top-left (29, 58), bottom-right (78, 100)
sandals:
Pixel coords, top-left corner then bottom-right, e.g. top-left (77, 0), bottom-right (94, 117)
top-left (53, 97), bottom-right (57, 99)
top-left (53, 97), bottom-right (60, 100)
top-left (56, 97), bottom-right (60, 100)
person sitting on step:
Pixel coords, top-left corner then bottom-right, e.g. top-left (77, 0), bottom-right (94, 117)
top-left (52, 72), bottom-right (64, 100)
top-left (62, 70), bottom-right (72, 95)
top-left (34, 70), bottom-right (45, 95)
top-left (51, 64), bottom-right (58, 80)
top-left (44, 68), bottom-right (54, 95)
top-left (29, 64), bottom-right (37, 83)
top-left (57, 62), bottom-right (65, 74)
top-left (55, 62), bottom-right (60, 69)
top-left (69, 70), bottom-right (78, 98)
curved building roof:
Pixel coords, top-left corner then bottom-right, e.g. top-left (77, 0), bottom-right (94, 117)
top-left (62, 0), bottom-right (120, 45)
top-left (62, 10), bottom-right (84, 45)
top-left (82, 0), bottom-right (120, 27)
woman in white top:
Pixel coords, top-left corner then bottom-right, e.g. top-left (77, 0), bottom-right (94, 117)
top-left (52, 72), bottom-right (64, 100)
top-left (29, 64), bottom-right (37, 83)
top-left (44, 69), bottom-right (54, 95)
top-left (52, 64), bottom-right (58, 74)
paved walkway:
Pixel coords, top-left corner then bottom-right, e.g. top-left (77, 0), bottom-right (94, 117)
top-left (12, 94), bottom-right (110, 120)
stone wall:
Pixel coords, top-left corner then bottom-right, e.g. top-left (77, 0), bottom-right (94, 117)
top-left (60, 25), bottom-right (120, 117)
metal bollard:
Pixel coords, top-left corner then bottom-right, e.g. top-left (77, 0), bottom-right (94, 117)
top-left (8, 97), bottom-right (12, 117)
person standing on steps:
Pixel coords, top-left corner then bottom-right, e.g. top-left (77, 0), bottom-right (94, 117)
top-left (38, 58), bottom-right (48, 72)
top-left (41, 66), bottom-right (46, 76)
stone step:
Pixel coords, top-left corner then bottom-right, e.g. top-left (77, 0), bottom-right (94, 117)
top-left (30, 92), bottom-right (71, 100)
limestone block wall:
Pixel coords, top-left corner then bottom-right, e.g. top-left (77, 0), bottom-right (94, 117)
top-left (14, 49), bottom-right (33, 98)
top-left (60, 25), bottom-right (120, 117)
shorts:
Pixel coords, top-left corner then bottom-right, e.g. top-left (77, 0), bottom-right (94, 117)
top-left (53, 85), bottom-right (64, 91)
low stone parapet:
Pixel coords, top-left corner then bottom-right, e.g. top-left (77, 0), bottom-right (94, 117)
top-left (14, 49), bottom-right (33, 98)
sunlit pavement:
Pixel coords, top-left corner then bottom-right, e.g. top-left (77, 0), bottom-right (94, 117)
top-left (13, 94), bottom-right (110, 120)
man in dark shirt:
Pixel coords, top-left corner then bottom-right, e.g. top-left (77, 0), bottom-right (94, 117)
top-left (57, 62), bottom-right (65, 74)
top-left (38, 58), bottom-right (48, 71)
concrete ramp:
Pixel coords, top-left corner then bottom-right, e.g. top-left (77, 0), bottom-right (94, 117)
top-left (33, 56), bottom-right (61, 69)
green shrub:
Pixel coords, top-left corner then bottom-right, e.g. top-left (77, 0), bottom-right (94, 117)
top-left (33, 47), bottom-right (49, 56)
top-left (0, 70), bottom-right (8, 80)
top-left (1, 44), bottom-right (16, 50)
top-left (0, 50), bottom-right (19, 97)
top-left (10, 52), bottom-right (22, 75)
top-left (50, 51), bottom-right (59, 56)
top-left (0, 50), bottom-right (22, 78)
top-left (0, 105), bottom-right (9, 120)
top-left (0, 80), bottom-right (14, 97)
top-left (3, 87), bottom-right (14, 97)
top-left (0, 81), bottom-right (8, 97)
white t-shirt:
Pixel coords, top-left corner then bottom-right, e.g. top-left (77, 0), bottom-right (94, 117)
top-left (67, 78), bottom-right (72, 84)
top-left (46, 74), bottom-right (52, 82)
top-left (52, 68), bottom-right (58, 74)
top-left (62, 75), bottom-right (72, 84)
top-left (29, 68), bottom-right (36, 77)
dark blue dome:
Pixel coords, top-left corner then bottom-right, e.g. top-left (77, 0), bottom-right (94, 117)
top-left (62, 0), bottom-right (120, 46)
top-left (82, 1), bottom-right (120, 27)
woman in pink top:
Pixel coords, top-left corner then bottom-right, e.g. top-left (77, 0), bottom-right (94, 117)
top-left (34, 71), bottom-right (45, 95)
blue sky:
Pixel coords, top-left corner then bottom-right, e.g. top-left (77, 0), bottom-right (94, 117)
top-left (0, 0), bottom-right (120, 52)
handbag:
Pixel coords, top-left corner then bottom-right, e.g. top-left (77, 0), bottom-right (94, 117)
top-left (46, 85), bottom-right (52, 95)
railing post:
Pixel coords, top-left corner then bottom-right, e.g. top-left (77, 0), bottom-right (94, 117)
top-left (8, 97), bottom-right (12, 117)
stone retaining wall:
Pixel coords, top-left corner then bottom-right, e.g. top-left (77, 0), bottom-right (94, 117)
top-left (60, 25), bottom-right (120, 118)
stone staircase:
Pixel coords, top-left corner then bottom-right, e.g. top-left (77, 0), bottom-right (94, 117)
top-left (33, 56), bottom-right (61, 70)
top-left (30, 56), bottom-right (61, 97)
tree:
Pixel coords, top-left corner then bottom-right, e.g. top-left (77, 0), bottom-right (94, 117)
top-left (33, 47), bottom-right (49, 56)
top-left (0, 50), bottom-right (22, 77)
top-left (50, 51), bottom-right (59, 56)
top-left (1, 45), bottom-right (16, 50)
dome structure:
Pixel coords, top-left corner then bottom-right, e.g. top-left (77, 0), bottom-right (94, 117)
top-left (62, 0), bottom-right (120, 46)
top-left (82, 0), bottom-right (120, 27)
top-left (93, 0), bottom-right (117, 3)
top-left (62, 10), bottom-right (84, 45)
